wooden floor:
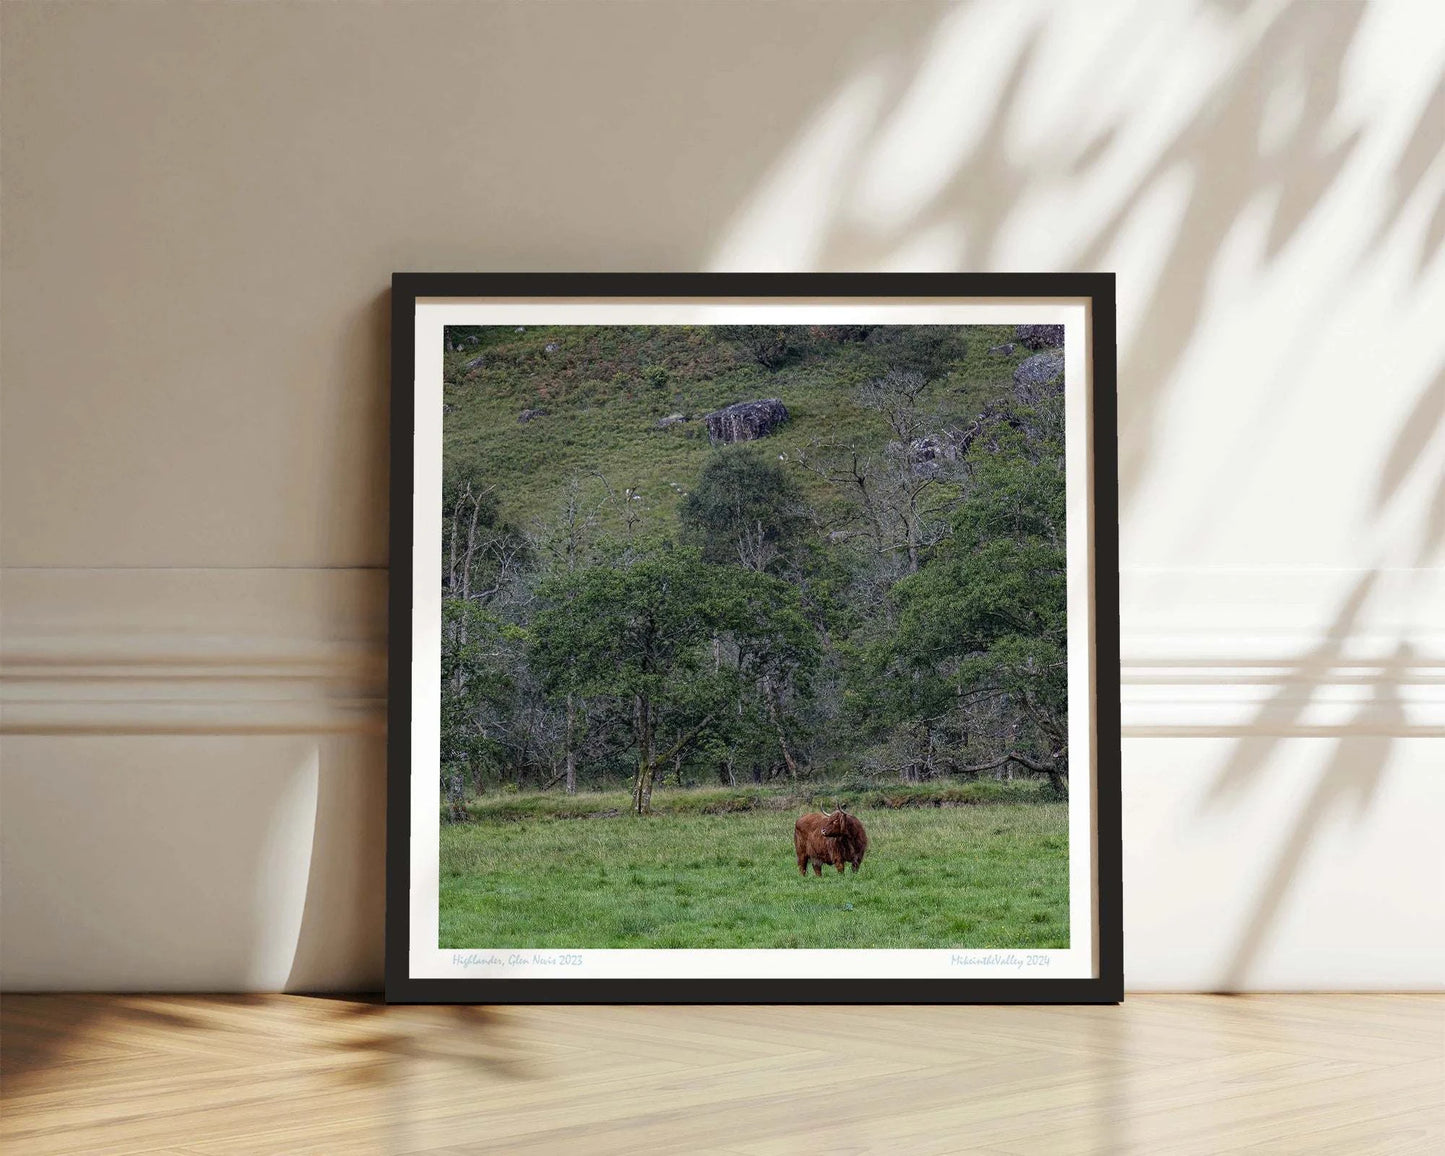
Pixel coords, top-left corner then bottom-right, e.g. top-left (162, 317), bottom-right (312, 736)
top-left (1, 995), bottom-right (1441, 1155)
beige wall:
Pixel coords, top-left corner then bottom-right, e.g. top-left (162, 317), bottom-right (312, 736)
top-left (3, 0), bottom-right (1442, 990)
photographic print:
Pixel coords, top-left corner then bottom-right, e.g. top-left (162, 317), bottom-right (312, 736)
top-left (388, 274), bottom-right (1120, 1003)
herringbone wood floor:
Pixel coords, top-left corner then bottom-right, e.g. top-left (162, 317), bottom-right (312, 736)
top-left (1, 994), bottom-right (1440, 1154)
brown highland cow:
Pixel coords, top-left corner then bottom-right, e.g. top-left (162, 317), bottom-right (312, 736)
top-left (794, 806), bottom-right (869, 876)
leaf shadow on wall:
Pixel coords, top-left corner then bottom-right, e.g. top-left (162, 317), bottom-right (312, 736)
top-left (713, 0), bottom-right (1394, 511)
top-left (705, 0), bottom-right (1444, 987)
top-left (1200, 361), bottom-right (1444, 990)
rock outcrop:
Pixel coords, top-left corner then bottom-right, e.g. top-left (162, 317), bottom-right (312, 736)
top-left (1013, 350), bottom-right (1064, 392)
top-left (906, 432), bottom-right (961, 476)
top-left (1014, 324), bottom-right (1064, 350)
top-left (895, 421), bottom-right (986, 477)
top-left (704, 399), bottom-right (789, 445)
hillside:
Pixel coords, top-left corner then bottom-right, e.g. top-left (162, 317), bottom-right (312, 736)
top-left (437, 322), bottom-right (1067, 811)
top-left (442, 323), bottom-right (1034, 533)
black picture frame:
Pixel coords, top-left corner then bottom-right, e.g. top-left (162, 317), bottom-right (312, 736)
top-left (387, 273), bottom-right (1121, 1004)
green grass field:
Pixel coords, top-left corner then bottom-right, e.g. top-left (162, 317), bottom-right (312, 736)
top-left (439, 796), bottom-right (1069, 950)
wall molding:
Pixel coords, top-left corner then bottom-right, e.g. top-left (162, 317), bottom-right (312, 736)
top-left (4, 565), bottom-right (1441, 736)
top-left (1, 568), bottom-right (386, 735)
top-left (1118, 564), bottom-right (1445, 736)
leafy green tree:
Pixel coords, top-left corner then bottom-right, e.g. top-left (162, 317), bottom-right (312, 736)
top-left (865, 398), bottom-right (1068, 793)
top-left (711, 558), bottom-right (820, 782)
top-left (678, 446), bottom-right (806, 572)
top-left (531, 548), bottom-right (817, 813)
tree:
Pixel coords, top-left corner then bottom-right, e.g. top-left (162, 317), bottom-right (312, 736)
top-left (528, 475), bottom-right (612, 792)
top-left (678, 446), bottom-right (806, 573)
top-left (442, 463), bottom-right (525, 601)
top-left (717, 325), bottom-right (791, 369)
top-left (440, 600), bottom-right (526, 814)
top-left (709, 559), bottom-right (820, 783)
top-left (530, 548), bottom-right (817, 813)
top-left (796, 364), bottom-right (967, 575)
top-left (877, 395), bottom-right (1068, 793)
top-left (439, 462), bottom-right (537, 808)
top-left (861, 324), bottom-right (963, 382)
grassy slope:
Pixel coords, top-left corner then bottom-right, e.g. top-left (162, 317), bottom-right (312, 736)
top-left (443, 324), bottom-right (1032, 532)
top-left (439, 801), bottom-right (1069, 950)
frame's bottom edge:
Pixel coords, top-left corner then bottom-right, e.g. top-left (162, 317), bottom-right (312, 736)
top-left (385, 977), bottom-right (1123, 1005)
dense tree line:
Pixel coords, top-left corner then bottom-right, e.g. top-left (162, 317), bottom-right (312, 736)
top-left (440, 327), bottom-right (1066, 815)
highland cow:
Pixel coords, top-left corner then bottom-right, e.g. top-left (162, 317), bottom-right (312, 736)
top-left (827, 807), bottom-right (868, 873)
top-left (794, 806), bottom-right (869, 876)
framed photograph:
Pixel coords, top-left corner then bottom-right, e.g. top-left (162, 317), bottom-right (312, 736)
top-left (387, 273), bottom-right (1120, 1003)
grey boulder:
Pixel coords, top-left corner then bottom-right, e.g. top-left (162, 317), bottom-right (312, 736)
top-left (704, 399), bottom-right (789, 445)
top-left (1013, 350), bottom-right (1064, 390)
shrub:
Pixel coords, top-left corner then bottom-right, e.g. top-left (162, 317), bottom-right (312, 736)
top-left (717, 325), bottom-right (792, 369)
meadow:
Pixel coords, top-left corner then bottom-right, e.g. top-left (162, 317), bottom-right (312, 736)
top-left (439, 791), bottom-right (1069, 950)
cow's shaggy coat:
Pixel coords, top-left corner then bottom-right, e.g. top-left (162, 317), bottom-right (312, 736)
top-left (794, 808), bottom-right (869, 875)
